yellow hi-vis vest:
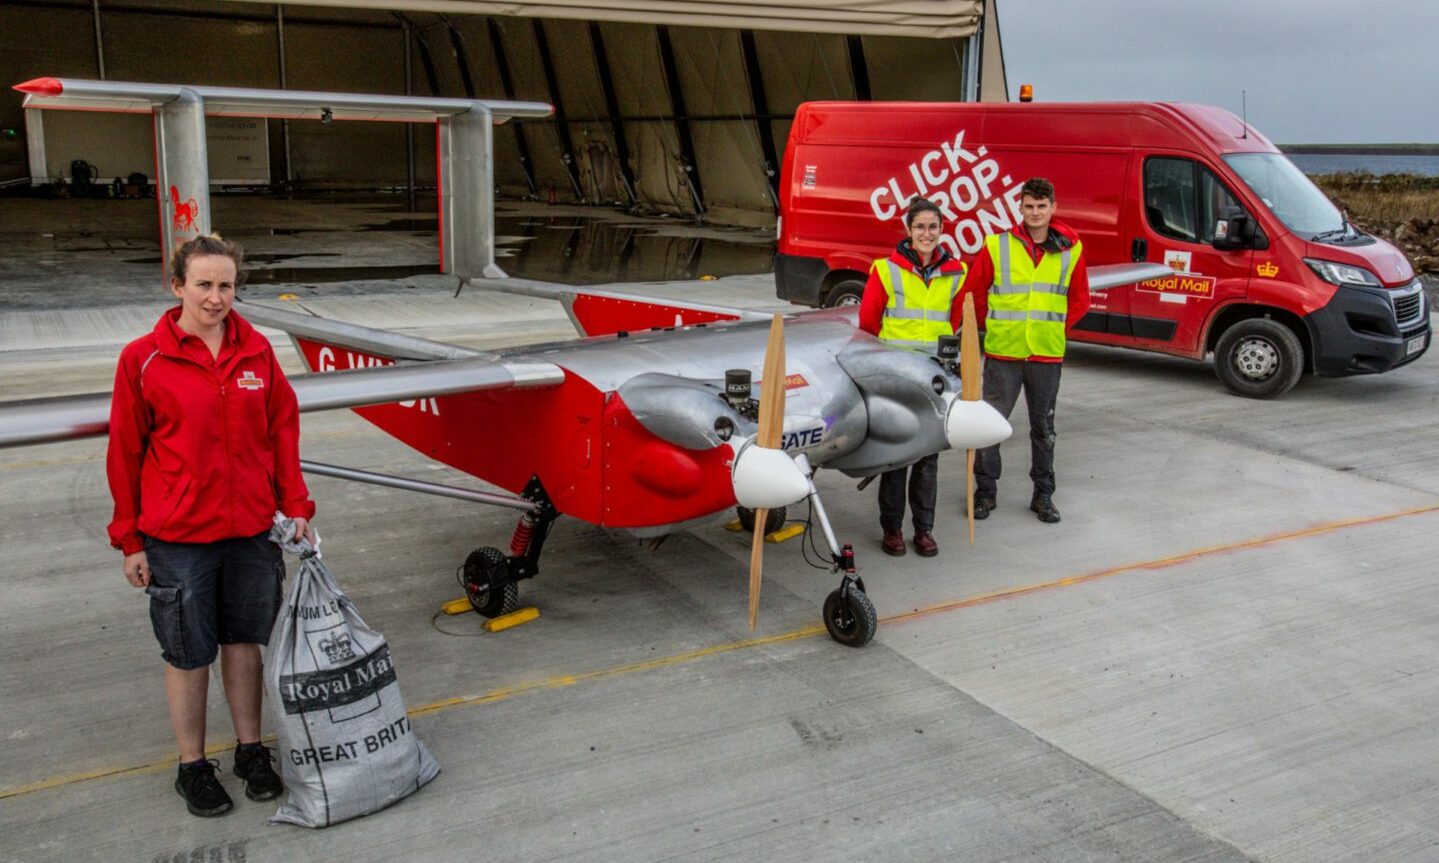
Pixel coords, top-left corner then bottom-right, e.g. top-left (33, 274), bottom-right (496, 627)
top-left (873, 258), bottom-right (966, 353)
top-left (983, 232), bottom-right (1082, 359)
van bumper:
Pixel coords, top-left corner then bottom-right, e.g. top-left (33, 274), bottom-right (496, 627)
top-left (774, 253), bottom-right (828, 306)
top-left (1304, 282), bottom-right (1430, 376)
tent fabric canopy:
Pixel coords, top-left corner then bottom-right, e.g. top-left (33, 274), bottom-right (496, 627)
top-left (241, 0), bottom-right (982, 38)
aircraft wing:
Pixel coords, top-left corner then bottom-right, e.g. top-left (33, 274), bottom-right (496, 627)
top-left (16, 77), bottom-right (550, 124)
top-left (470, 276), bottom-right (773, 337)
top-left (1088, 262), bottom-right (1175, 291)
top-left (0, 318), bottom-right (563, 449)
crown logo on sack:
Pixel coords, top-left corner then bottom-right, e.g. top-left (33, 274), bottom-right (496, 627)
top-left (1256, 261), bottom-right (1279, 278)
top-left (319, 631), bottom-right (356, 663)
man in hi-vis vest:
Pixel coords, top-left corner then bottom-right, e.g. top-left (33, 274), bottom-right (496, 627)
top-left (961, 178), bottom-right (1090, 524)
top-left (859, 198), bottom-right (968, 557)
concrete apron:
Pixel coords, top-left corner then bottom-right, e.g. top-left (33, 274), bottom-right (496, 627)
top-left (1, 288), bottom-right (1436, 862)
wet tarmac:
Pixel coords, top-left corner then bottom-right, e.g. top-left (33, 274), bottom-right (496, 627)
top-left (0, 194), bottom-right (776, 310)
top-left (492, 213), bottom-right (774, 285)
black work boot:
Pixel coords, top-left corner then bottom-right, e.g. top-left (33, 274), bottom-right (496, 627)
top-left (972, 497), bottom-right (996, 520)
top-left (1030, 492), bottom-right (1061, 524)
top-left (233, 742), bottom-right (284, 802)
top-left (175, 758), bottom-right (234, 817)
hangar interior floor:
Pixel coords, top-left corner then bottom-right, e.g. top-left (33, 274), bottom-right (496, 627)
top-left (2, 195), bottom-right (1438, 862)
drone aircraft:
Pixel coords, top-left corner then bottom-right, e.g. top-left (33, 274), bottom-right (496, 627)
top-left (2, 78), bottom-right (1170, 646)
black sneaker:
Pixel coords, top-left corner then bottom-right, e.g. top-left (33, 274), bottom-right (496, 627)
top-left (972, 498), bottom-right (996, 520)
top-left (175, 758), bottom-right (234, 817)
top-left (233, 742), bottom-right (284, 802)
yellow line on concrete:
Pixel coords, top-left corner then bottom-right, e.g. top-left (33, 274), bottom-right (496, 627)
top-left (885, 502), bottom-right (1439, 625)
top-left (0, 453), bottom-right (103, 471)
top-left (4, 501), bottom-right (1436, 802)
top-left (409, 624), bottom-right (825, 718)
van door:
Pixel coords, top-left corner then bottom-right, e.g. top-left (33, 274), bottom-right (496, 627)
top-left (1127, 155), bottom-right (1254, 357)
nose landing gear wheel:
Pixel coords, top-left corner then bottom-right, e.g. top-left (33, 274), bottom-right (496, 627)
top-left (463, 546), bottom-right (520, 618)
top-left (823, 583), bottom-right (877, 647)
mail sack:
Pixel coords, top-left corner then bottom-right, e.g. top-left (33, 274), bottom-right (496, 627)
top-left (264, 549), bottom-right (439, 827)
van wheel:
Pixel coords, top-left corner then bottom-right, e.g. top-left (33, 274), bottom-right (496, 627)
top-left (1214, 318), bottom-right (1304, 399)
top-left (822, 279), bottom-right (865, 308)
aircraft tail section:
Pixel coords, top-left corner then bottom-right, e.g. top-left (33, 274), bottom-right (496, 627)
top-left (470, 276), bottom-right (770, 337)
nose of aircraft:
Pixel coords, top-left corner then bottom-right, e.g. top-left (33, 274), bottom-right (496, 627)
top-left (730, 438), bottom-right (811, 510)
top-left (943, 396), bottom-right (1013, 450)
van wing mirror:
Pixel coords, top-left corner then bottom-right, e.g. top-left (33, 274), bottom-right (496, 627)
top-left (1212, 206), bottom-right (1250, 252)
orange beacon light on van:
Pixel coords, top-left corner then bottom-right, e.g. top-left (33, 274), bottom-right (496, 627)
top-left (1019, 84), bottom-right (1033, 102)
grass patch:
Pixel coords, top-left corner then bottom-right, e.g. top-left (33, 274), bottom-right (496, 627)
top-left (1312, 173), bottom-right (1439, 225)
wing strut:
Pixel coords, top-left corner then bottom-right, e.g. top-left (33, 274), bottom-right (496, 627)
top-left (301, 460), bottom-right (536, 512)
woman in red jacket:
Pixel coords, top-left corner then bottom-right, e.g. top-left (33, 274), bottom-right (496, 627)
top-left (107, 235), bottom-right (315, 817)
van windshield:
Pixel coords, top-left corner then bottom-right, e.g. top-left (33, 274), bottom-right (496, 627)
top-left (1222, 153), bottom-right (1345, 237)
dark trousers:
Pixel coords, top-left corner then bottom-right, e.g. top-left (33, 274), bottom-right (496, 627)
top-left (878, 452), bottom-right (938, 534)
top-left (974, 358), bottom-right (1062, 500)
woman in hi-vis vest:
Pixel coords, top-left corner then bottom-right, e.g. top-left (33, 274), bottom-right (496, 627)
top-left (858, 198), bottom-right (969, 558)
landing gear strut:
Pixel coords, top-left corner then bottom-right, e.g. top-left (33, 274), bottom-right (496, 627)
top-left (794, 454), bottom-right (877, 647)
top-left (461, 475), bottom-right (558, 618)
top-left (824, 570), bottom-right (877, 648)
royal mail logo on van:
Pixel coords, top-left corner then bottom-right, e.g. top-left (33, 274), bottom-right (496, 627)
top-left (1163, 250), bottom-right (1192, 273)
top-left (235, 370), bottom-right (265, 390)
top-left (867, 129), bottom-right (1024, 257)
top-left (1256, 261), bottom-right (1279, 278)
top-left (1138, 273), bottom-right (1216, 298)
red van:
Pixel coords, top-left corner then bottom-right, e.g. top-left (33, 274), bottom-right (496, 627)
top-left (775, 101), bottom-right (1429, 398)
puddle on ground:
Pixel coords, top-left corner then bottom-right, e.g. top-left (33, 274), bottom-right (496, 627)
top-left (359, 218), bottom-right (440, 232)
top-left (242, 264), bottom-right (441, 284)
top-left (224, 227), bottom-right (333, 236)
top-left (123, 252), bottom-right (342, 265)
top-left (490, 214), bottom-right (773, 285)
top-left (116, 209), bottom-right (774, 286)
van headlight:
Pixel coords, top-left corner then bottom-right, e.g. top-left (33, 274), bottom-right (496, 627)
top-left (1304, 258), bottom-right (1381, 287)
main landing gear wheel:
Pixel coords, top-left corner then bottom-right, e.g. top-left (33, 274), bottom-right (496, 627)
top-left (823, 582), bottom-right (877, 648)
top-left (737, 505), bottom-right (787, 535)
top-left (463, 547), bottom-right (520, 618)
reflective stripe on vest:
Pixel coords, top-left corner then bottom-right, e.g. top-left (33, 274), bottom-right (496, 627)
top-left (983, 233), bottom-right (1081, 359)
top-left (874, 258), bottom-right (965, 353)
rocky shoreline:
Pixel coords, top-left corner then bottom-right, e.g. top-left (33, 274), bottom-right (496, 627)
top-left (1351, 215), bottom-right (1439, 275)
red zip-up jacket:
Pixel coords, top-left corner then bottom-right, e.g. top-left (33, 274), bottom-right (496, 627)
top-left (959, 220), bottom-right (1090, 363)
top-left (107, 307), bottom-right (314, 555)
top-left (858, 240), bottom-right (968, 337)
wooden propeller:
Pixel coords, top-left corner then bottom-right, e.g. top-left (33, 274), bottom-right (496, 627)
top-left (748, 313), bottom-right (786, 631)
top-left (961, 294), bottom-right (982, 545)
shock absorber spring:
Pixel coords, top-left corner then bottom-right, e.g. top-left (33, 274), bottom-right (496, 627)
top-left (510, 512), bottom-right (538, 556)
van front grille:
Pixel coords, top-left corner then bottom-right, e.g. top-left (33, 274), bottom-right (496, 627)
top-left (1392, 283), bottom-right (1424, 327)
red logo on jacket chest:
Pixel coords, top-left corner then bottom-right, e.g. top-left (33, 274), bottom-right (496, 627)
top-left (236, 370), bottom-right (265, 390)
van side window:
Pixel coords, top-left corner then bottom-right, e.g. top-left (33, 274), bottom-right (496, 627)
top-left (1197, 168), bottom-right (1243, 244)
top-left (1145, 158), bottom-right (1197, 242)
top-left (1145, 157), bottom-right (1245, 245)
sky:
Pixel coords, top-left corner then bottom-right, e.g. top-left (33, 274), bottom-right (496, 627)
top-left (996, 0), bottom-right (1439, 144)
